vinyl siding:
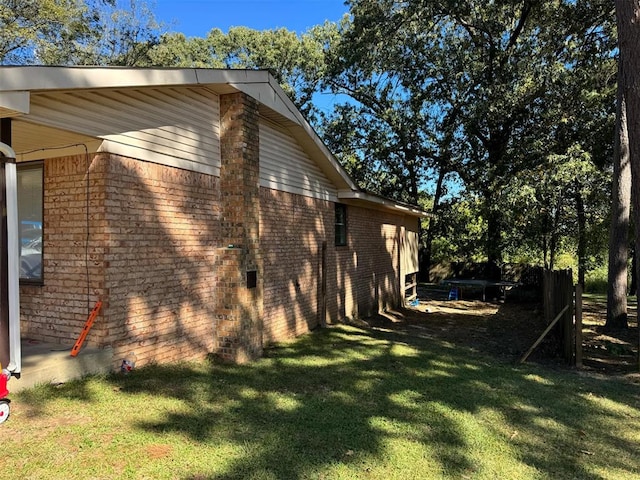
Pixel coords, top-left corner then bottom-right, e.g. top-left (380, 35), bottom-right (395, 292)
top-left (403, 225), bottom-right (420, 275)
top-left (27, 86), bottom-right (221, 175)
top-left (259, 119), bottom-right (337, 201)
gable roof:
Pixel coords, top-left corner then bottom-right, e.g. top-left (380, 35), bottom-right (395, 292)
top-left (0, 66), bottom-right (431, 218)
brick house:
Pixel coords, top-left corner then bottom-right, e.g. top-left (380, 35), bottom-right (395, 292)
top-left (0, 67), bottom-right (429, 375)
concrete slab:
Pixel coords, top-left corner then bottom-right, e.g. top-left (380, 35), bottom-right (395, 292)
top-left (8, 339), bottom-right (114, 393)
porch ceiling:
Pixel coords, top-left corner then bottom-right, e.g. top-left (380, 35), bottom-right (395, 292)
top-left (10, 119), bottom-right (100, 162)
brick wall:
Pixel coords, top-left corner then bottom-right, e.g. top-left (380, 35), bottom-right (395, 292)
top-left (20, 153), bottom-right (222, 367)
top-left (216, 92), bottom-right (263, 362)
top-left (332, 206), bottom-right (402, 321)
top-left (260, 188), bottom-right (331, 342)
top-left (102, 155), bottom-right (220, 366)
top-left (20, 155), bottom-right (108, 346)
top-left (18, 108), bottom-right (413, 368)
top-left (260, 189), bottom-right (406, 342)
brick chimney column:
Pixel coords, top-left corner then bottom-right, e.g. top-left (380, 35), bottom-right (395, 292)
top-left (215, 92), bottom-right (263, 362)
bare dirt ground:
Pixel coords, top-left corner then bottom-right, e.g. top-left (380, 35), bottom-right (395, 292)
top-left (361, 286), bottom-right (640, 379)
top-left (580, 296), bottom-right (638, 375)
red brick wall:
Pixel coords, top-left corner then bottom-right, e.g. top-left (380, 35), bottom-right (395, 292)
top-left (20, 153), bottom-right (222, 367)
top-left (18, 128), bottom-right (411, 367)
top-left (260, 189), bottom-right (406, 343)
top-left (260, 189), bottom-right (332, 342)
top-left (331, 206), bottom-right (402, 322)
top-left (102, 155), bottom-right (220, 365)
top-left (216, 92), bottom-right (263, 362)
top-left (20, 155), bottom-right (108, 346)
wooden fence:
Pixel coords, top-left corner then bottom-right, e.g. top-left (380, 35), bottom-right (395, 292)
top-left (522, 269), bottom-right (582, 365)
top-left (543, 269), bottom-right (582, 365)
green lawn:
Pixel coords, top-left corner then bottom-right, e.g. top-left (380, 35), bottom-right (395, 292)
top-left (4, 323), bottom-right (640, 480)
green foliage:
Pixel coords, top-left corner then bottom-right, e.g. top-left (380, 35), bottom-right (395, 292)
top-left (0, 0), bottom-right (618, 280)
top-left (585, 263), bottom-right (609, 294)
top-left (149, 23), bottom-right (334, 119)
top-left (147, 30), bottom-right (227, 68)
top-left (0, 0), bottom-right (105, 64)
top-left (323, 0), bottom-right (616, 265)
top-left (320, 2), bottom-right (444, 204)
top-left (87, 0), bottom-right (162, 66)
top-left (430, 195), bottom-right (487, 263)
top-left (501, 144), bottom-right (610, 268)
top-left (0, 0), bottom-right (164, 66)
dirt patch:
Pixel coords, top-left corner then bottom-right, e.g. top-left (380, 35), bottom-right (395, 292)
top-left (359, 287), bottom-right (639, 377)
top-left (580, 297), bottom-right (639, 374)
top-left (146, 443), bottom-right (173, 459)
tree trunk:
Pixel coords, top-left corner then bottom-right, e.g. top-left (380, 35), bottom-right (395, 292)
top-left (420, 166), bottom-right (446, 282)
top-left (409, 169), bottom-right (419, 205)
top-left (575, 182), bottom-right (587, 288)
top-left (606, 64), bottom-right (631, 330)
top-left (484, 132), bottom-right (508, 263)
top-left (486, 204), bottom-right (502, 263)
top-left (631, 247), bottom-right (637, 295)
top-left (542, 217), bottom-right (549, 269)
top-left (615, 0), bottom-right (640, 369)
top-left (549, 196), bottom-right (564, 270)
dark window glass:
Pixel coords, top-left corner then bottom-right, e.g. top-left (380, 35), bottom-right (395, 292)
top-left (335, 203), bottom-right (347, 246)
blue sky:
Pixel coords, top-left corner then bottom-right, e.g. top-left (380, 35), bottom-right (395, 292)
top-left (153, 0), bottom-right (350, 36)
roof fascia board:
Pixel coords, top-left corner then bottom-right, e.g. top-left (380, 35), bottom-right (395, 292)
top-left (230, 81), bottom-right (299, 124)
top-left (0, 67), bottom-right (273, 93)
top-left (0, 91), bottom-right (30, 116)
top-left (0, 66), bottom-right (203, 92)
top-left (338, 190), bottom-right (433, 218)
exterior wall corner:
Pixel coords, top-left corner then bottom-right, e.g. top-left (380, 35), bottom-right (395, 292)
top-left (215, 92), bottom-right (263, 362)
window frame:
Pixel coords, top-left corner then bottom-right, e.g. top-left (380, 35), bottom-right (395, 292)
top-left (17, 161), bottom-right (44, 285)
top-left (335, 203), bottom-right (347, 247)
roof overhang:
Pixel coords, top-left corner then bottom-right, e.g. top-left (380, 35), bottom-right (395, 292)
top-left (0, 66), bottom-right (357, 190)
top-left (0, 66), bottom-right (235, 92)
top-left (0, 91), bottom-right (29, 118)
top-left (0, 66), bottom-right (431, 217)
top-left (338, 190), bottom-right (433, 219)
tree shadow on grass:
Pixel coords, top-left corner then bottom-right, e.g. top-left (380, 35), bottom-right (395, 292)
top-left (11, 300), bottom-right (640, 479)
top-left (119, 330), bottom-right (474, 479)
top-left (99, 320), bottom-right (640, 480)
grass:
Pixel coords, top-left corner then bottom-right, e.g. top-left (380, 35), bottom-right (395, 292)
top-left (584, 266), bottom-right (609, 294)
top-left (4, 323), bottom-right (640, 480)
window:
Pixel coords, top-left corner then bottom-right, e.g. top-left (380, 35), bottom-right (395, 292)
top-left (17, 162), bottom-right (43, 283)
top-left (335, 203), bottom-right (347, 246)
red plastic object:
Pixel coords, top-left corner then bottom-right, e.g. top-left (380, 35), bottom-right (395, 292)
top-left (0, 371), bottom-right (9, 400)
top-left (71, 300), bottom-right (102, 357)
top-left (0, 369), bottom-right (10, 424)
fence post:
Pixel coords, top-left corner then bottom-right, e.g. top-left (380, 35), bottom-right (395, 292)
top-left (543, 270), bottom-right (553, 323)
top-left (542, 268), bottom-right (574, 363)
top-left (562, 270), bottom-right (574, 363)
top-left (575, 283), bottom-right (583, 368)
